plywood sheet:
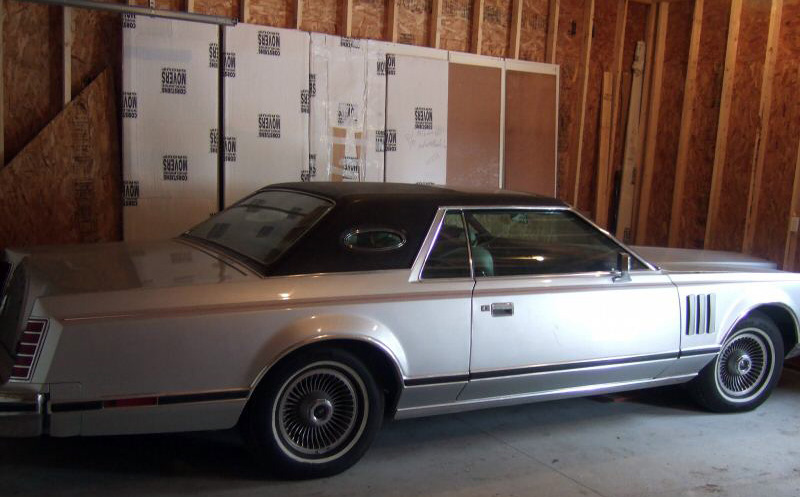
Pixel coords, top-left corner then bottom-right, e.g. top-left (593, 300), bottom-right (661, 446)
top-left (481, 0), bottom-right (512, 57)
top-left (71, 5), bottom-right (122, 98)
top-left (610, 2), bottom-right (647, 183)
top-left (751, 0), bottom-right (800, 264)
top-left (3, 0), bottom-right (61, 165)
top-left (575, 0), bottom-right (618, 215)
top-left (518, 0), bottom-right (549, 61)
top-left (673, 0), bottom-right (730, 249)
top-left (554, 0), bottom-right (587, 200)
top-left (504, 70), bottom-right (557, 196)
top-left (0, 69), bottom-right (120, 251)
top-left (446, 63), bottom-right (501, 189)
top-left (249, 0), bottom-right (295, 27)
top-left (707, 0), bottom-right (770, 252)
top-left (641, 0), bottom-right (693, 246)
top-left (397, 0), bottom-right (432, 46)
top-left (300, 0), bottom-right (339, 34)
top-left (193, 0), bottom-right (239, 18)
top-left (440, 0), bottom-right (472, 52)
top-left (352, 0), bottom-right (386, 40)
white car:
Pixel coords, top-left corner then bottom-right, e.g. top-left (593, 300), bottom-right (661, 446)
top-left (1, 182), bottom-right (798, 478)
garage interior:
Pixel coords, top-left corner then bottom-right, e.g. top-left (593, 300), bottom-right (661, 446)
top-left (1, 0), bottom-right (800, 494)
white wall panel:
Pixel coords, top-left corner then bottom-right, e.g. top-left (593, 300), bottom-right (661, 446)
top-left (122, 16), bottom-right (218, 241)
top-left (223, 25), bottom-right (310, 206)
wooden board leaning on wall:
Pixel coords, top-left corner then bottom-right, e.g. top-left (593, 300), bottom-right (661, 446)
top-left (0, 69), bottom-right (121, 251)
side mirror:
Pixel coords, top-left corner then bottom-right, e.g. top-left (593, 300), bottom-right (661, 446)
top-left (613, 252), bottom-right (632, 283)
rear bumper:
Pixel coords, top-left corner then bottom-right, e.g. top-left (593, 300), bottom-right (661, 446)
top-left (0, 392), bottom-right (45, 437)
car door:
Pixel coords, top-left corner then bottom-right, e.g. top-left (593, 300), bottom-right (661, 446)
top-left (458, 208), bottom-right (681, 401)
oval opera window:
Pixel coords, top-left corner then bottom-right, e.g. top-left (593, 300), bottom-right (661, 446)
top-left (342, 228), bottom-right (407, 252)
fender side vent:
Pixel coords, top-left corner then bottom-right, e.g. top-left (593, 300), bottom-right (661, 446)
top-left (686, 294), bottom-right (715, 335)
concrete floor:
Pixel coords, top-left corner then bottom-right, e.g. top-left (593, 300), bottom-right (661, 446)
top-left (2, 369), bottom-right (800, 497)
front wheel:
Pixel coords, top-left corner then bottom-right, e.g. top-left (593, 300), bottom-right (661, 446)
top-left (688, 312), bottom-right (784, 413)
top-left (245, 348), bottom-right (384, 478)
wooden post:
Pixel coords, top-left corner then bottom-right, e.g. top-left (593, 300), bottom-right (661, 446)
top-left (782, 140), bottom-right (800, 270)
top-left (63, 7), bottom-right (73, 106)
top-left (509, 0), bottom-right (523, 59)
top-left (387, 0), bottom-right (399, 43)
top-left (630, 3), bottom-right (656, 237)
top-left (783, 142), bottom-right (800, 270)
top-left (667, 0), bottom-right (703, 247)
top-left (239, 0), bottom-right (249, 22)
top-left (570, 0), bottom-right (595, 206)
top-left (704, 0), bottom-right (742, 249)
top-left (634, 2), bottom-right (668, 245)
top-left (342, 0), bottom-right (353, 37)
top-left (743, 0), bottom-right (782, 253)
top-left (471, 0), bottom-right (485, 54)
top-left (615, 42), bottom-right (646, 242)
top-left (0, 0), bottom-right (4, 166)
top-left (595, 72), bottom-right (614, 228)
top-left (545, 0), bottom-right (559, 63)
top-left (295, 0), bottom-right (303, 28)
top-left (186, 0), bottom-right (194, 12)
top-left (430, 0), bottom-right (443, 48)
top-left (607, 0), bottom-right (628, 188)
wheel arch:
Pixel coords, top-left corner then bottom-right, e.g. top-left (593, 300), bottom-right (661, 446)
top-left (245, 324), bottom-right (407, 419)
top-left (726, 302), bottom-right (799, 358)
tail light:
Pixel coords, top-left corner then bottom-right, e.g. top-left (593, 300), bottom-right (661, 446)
top-left (10, 319), bottom-right (48, 381)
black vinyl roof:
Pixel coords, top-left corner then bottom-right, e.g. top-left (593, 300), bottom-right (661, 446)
top-left (265, 182), bottom-right (568, 276)
top-left (264, 182), bottom-right (568, 209)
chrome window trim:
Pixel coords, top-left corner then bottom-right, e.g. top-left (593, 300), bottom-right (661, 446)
top-left (341, 227), bottom-right (407, 252)
top-left (411, 205), bottom-right (658, 282)
top-left (410, 208), bottom-right (475, 283)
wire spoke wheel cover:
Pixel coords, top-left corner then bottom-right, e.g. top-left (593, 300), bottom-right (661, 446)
top-left (272, 362), bottom-right (368, 463)
top-left (715, 328), bottom-right (775, 403)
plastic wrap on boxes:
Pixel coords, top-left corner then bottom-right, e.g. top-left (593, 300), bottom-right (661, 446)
top-left (122, 16), bottom-right (219, 241)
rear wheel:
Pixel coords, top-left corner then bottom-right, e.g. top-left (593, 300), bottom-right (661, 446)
top-left (688, 312), bottom-right (783, 412)
top-left (245, 348), bottom-right (383, 479)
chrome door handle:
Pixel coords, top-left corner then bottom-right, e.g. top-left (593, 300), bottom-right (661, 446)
top-left (490, 302), bottom-right (514, 317)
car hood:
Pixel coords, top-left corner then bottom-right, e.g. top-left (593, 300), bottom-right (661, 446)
top-left (3, 239), bottom-right (250, 298)
top-left (631, 245), bottom-right (778, 273)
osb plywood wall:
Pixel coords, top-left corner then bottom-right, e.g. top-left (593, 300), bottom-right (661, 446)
top-left (0, 69), bottom-right (120, 250)
top-left (4, 0), bottom-right (800, 270)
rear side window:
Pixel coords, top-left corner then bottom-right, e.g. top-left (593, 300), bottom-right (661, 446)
top-left (421, 212), bottom-right (471, 279)
top-left (342, 229), bottom-right (406, 251)
top-left (184, 190), bottom-right (333, 267)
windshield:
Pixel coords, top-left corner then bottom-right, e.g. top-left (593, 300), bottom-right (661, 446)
top-left (183, 190), bottom-right (333, 267)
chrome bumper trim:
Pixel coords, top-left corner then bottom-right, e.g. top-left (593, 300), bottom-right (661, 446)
top-left (0, 393), bottom-right (45, 437)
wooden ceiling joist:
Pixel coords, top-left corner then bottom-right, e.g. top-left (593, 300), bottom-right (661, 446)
top-left (704, 0), bottom-right (742, 249)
